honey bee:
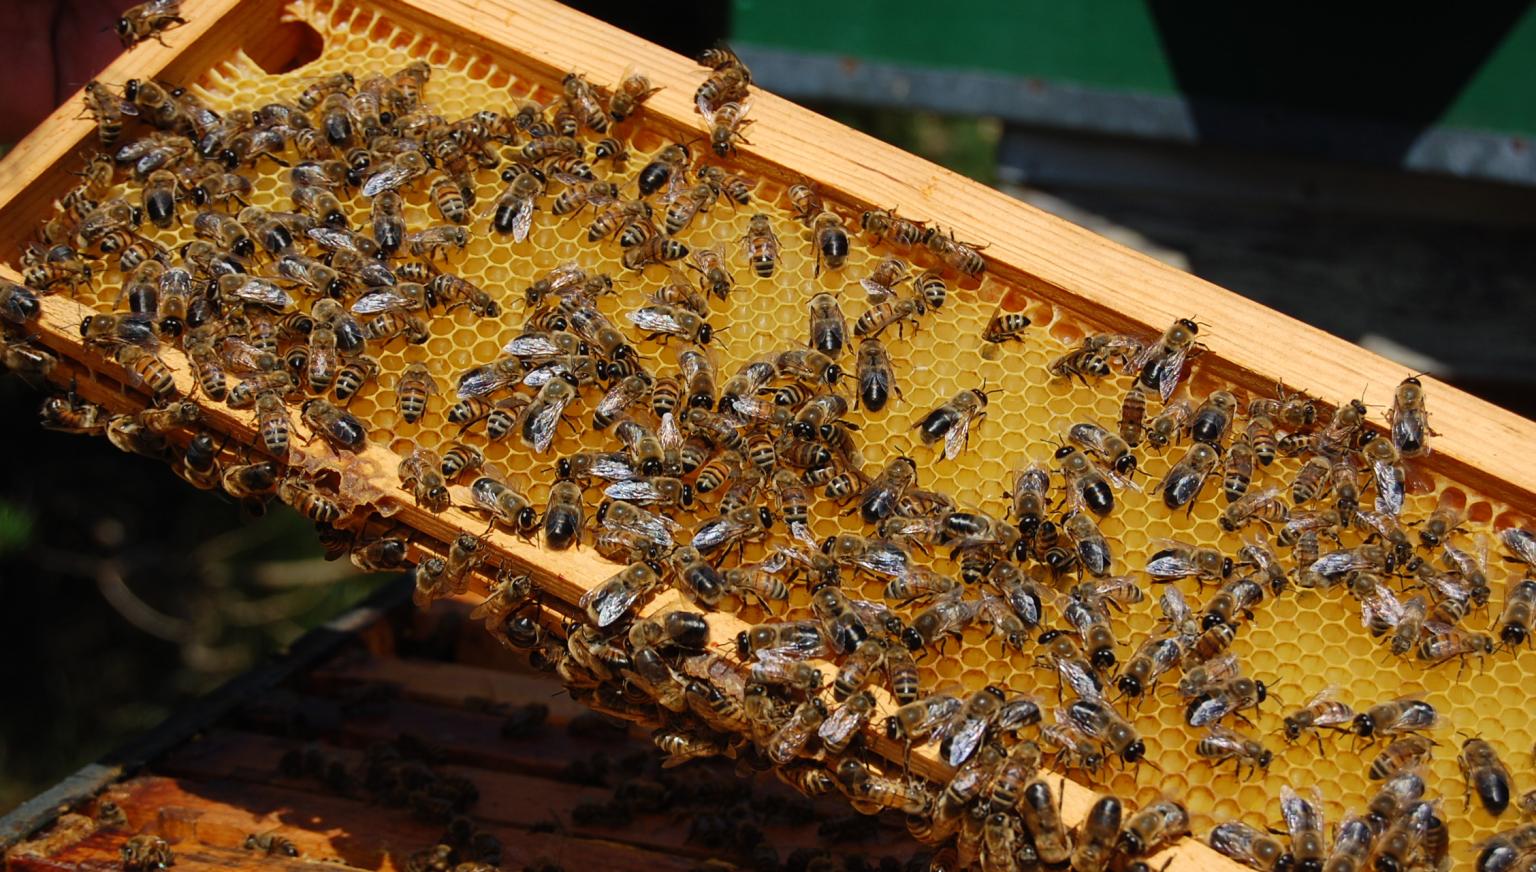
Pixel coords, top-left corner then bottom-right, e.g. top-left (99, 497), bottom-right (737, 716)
top-left (1160, 442), bottom-right (1220, 510)
top-left (332, 354), bottom-right (380, 404)
top-left (1459, 737), bottom-right (1513, 815)
top-left (398, 445), bottom-right (450, 512)
top-left (1, 338), bottom-right (57, 381)
top-left (603, 67), bottom-right (658, 122)
top-left (116, 0), bottom-right (186, 48)
top-left (1132, 317), bottom-right (1202, 401)
top-left (279, 476), bottom-right (343, 525)
top-left (701, 100), bottom-right (753, 157)
top-left (1221, 434), bottom-right (1258, 503)
top-left (1388, 376), bottom-right (1437, 458)
top-left (903, 386), bottom-right (989, 460)
top-left (39, 389), bottom-right (108, 435)
top-left (301, 397), bottom-right (367, 452)
top-left (1191, 390), bottom-right (1237, 445)
top-left (855, 206), bottom-right (925, 247)
top-left (439, 442), bottom-right (483, 482)
top-left (1495, 574), bottom-right (1535, 647)
top-left (854, 295), bottom-right (925, 339)
top-left (79, 197), bottom-right (142, 250)
top-left (1280, 686), bottom-right (1354, 748)
top-left (559, 72), bottom-right (609, 133)
top-left (113, 345), bottom-right (177, 404)
top-left (22, 245), bottom-right (93, 293)
top-left (1209, 821), bottom-right (1287, 870)
top-left (407, 224), bottom-right (470, 260)
top-left (1353, 696), bottom-right (1438, 739)
top-left (254, 389), bottom-right (291, 457)
top-left (902, 591), bottom-right (980, 652)
top-left (1010, 780), bottom-right (1072, 864)
top-left (622, 235), bottom-right (689, 271)
top-left (220, 457), bottom-right (279, 507)
top-left (846, 456), bottom-right (913, 526)
top-left (1218, 487), bottom-right (1287, 534)
top-left (981, 310), bottom-right (1032, 344)
top-left (140, 169), bottom-right (181, 229)
top-left (628, 141), bottom-right (686, 197)
top-left (393, 363), bottom-right (439, 424)
top-left (574, 561), bottom-right (657, 629)
top-left (121, 834), bottom-right (174, 872)
top-left (1368, 736), bottom-right (1436, 780)
top-left (83, 82), bottom-right (128, 145)
top-left (470, 474), bottom-right (539, 534)
top-left (844, 336), bottom-right (900, 414)
top-left (1056, 513), bottom-right (1111, 580)
top-left (1362, 434), bottom-right (1406, 516)
top-left (927, 229), bottom-right (986, 276)
top-left (737, 213), bottom-right (783, 278)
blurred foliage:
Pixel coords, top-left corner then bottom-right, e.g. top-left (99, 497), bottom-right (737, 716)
top-left (0, 377), bottom-right (388, 814)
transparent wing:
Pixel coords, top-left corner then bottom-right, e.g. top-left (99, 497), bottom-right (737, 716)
top-left (604, 479), bottom-right (664, 504)
top-left (511, 198), bottom-right (534, 243)
top-left (351, 288), bottom-right (417, 314)
top-left (627, 306), bottom-right (685, 335)
top-left (229, 279), bottom-right (293, 309)
top-left (522, 399), bottom-right (564, 453)
top-left (942, 412), bottom-right (973, 461)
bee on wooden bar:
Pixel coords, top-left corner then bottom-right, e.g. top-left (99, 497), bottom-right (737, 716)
top-left (116, 0), bottom-right (186, 48)
top-left (1135, 317), bottom-right (1202, 402)
top-left (702, 100), bottom-right (753, 158)
top-left (121, 834), bottom-right (174, 871)
top-left (398, 444), bottom-right (450, 513)
top-left (301, 398), bottom-right (367, 452)
top-left (1387, 375), bottom-right (1437, 457)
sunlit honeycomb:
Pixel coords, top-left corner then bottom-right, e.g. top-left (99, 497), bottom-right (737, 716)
top-left (26, 0), bottom-right (1536, 867)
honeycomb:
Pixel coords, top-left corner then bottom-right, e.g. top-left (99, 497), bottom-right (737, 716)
top-left (13, 0), bottom-right (1536, 868)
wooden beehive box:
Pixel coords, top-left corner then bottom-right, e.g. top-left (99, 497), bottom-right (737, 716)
top-left (1, 584), bottom-right (929, 871)
top-left (2, 1), bottom-right (1534, 870)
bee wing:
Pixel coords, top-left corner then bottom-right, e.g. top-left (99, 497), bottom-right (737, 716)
top-left (816, 702), bottom-right (861, 747)
top-left (941, 411), bottom-right (974, 461)
top-left (656, 412), bottom-right (682, 454)
top-left (858, 278), bottom-right (896, 302)
top-left (351, 288), bottom-right (415, 314)
top-left (1187, 694), bottom-right (1236, 728)
top-left (522, 362), bottom-right (567, 388)
top-left (1201, 723), bottom-right (1243, 753)
top-left (944, 716), bottom-right (989, 768)
top-left (362, 165), bottom-right (410, 198)
top-left (579, 580), bottom-right (640, 629)
top-left (604, 479), bottom-right (662, 504)
top-left (856, 543), bottom-right (911, 579)
top-left (696, 94), bottom-right (718, 125)
top-left (1309, 549), bottom-right (1359, 577)
top-left (1372, 459), bottom-right (1405, 516)
top-left (1059, 660), bottom-right (1103, 701)
top-left (1159, 587), bottom-right (1192, 624)
top-left (1359, 587), bottom-right (1404, 631)
top-left (690, 515), bottom-right (743, 552)
top-left (455, 363), bottom-right (514, 399)
top-left (1089, 575), bottom-right (1141, 605)
top-left (510, 198), bottom-right (535, 243)
top-left (231, 279), bottom-right (293, 309)
top-left (595, 380), bottom-right (644, 419)
top-left (502, 333), bottom-right (564, 358)
top-left (723, 394), bottom-right (777, 422)
top-left (1154, 348), bottom-right (1190, 402)
top-left (1279, 785), bottom-right (1323, 839)
top-left (520, 397), bottom-right (564, 453)
top-left (627, 305), bottom-right (685, 336)
top-left (1146, 554), bottom-right (1199, 580)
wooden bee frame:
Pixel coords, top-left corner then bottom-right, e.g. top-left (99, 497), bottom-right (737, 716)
top-left (2, 1), bottom-right (1533, 870)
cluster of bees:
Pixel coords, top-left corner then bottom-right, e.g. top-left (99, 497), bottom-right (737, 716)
top-left (3, 5), bottom-right (1536, 868)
